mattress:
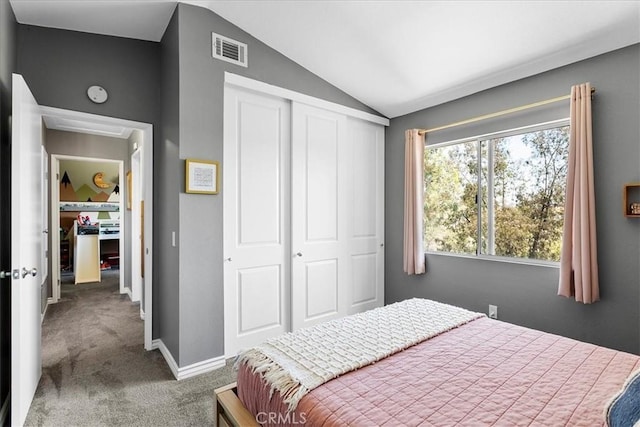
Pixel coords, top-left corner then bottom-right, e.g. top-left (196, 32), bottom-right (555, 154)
top-left (238, 317), bottom-right (640, 426)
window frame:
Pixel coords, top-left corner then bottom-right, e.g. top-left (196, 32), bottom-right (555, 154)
top-left (424, 118), bottom-right (570, 266)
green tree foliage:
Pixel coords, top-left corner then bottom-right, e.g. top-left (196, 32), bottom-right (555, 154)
top-left (424, 127), bottom-right (569, 262)
top-left (516, 127), bottom-right (568, 260)
top-left (424, 142), bottom-right (477, 255)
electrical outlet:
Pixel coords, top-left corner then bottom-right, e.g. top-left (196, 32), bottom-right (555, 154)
top-left (489, 304), bottom-right (498, 319)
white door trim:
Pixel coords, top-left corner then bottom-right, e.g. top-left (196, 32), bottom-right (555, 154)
top-left (40, 105), bottom-right (154, 351)
top-left (224, 72), bottom-right (390, 126)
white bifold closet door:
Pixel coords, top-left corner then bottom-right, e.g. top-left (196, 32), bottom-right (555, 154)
top-left (223, 88), bottom-right (291, 355)
top-left (291, 103), bottom-right (385, 330)
top-left (224, 86), bottom-right (384, 356)
top-left (344, 117), bottom-right (385, 316)
top-left (291, 103), bottom-right (349, 330)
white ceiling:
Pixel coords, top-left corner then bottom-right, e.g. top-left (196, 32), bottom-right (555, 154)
top-left (10, 0), bottom-right (640, 118)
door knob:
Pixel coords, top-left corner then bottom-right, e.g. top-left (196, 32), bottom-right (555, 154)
top-left (21, 267), bottom-right (37, 278)
top-left (295, 252), bottom-right (303, 257)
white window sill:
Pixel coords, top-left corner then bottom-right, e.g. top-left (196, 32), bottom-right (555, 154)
top-left (425, 251), bottom-right (560, 268)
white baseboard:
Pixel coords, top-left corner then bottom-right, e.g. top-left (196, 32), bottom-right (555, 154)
top-left (140, 307), bottom-right (145, 320)
top-left (177, 354), bottom-right (226, 380)
top-left (123, 285), bottom-right (133, 300)
top-left (0, 392), bottom-right (9, 426)
top-left (154, 339), bottom-right (226, 380)
top-left (156, 340), bottom-right (179, 379)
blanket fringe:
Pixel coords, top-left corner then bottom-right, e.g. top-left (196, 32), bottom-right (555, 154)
top-left (236, 349), bottom-right (307, 411)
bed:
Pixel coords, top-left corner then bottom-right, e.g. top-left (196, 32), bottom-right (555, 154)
top-left (215, 299), bottom-right (640, 426)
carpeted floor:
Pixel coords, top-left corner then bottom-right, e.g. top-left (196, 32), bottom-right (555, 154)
top-left (24, 270), bottom-right (237, 426)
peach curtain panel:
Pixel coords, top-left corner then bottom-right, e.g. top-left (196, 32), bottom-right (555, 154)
top-left (403, 129), bottom-right (426, 275)
top-left (558, 82), bottom-right (599, 303)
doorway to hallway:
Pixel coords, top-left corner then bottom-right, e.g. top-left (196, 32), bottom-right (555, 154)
top-left (41, 106), bottom-right (154, 351)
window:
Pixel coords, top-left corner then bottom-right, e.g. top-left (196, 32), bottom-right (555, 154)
top-left (424, 121), bottom-right (569, 263)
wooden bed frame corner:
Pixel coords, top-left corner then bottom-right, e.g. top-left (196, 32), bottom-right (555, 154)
top-left (215, 382), bottom-right (259, 427)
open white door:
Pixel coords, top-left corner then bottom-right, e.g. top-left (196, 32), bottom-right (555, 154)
top-left (11, 73), bottom-right (43, 425)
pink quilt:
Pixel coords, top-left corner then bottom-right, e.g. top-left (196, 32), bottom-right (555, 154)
top-left (238, 317), bottom-right (640, 426)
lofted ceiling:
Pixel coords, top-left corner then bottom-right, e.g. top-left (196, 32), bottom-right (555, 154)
top-left (9, 0), bottom-right (640, 118)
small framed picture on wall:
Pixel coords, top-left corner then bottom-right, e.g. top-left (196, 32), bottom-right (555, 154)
top-left (185, 158), bottom-right (220, 194)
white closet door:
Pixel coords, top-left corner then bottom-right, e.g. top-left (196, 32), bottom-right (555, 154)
top-left (223, 88), bottom-right (291, 356)
top-left (291, 102), bottom-right (348, 330)
top-left (346, 118), bottom-right (385, 314)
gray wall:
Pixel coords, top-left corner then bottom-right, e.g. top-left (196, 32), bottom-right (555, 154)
top-left (45, 129), bottom-right (130, 304)
top-left (17, 25), bottom-right (161, 127)
top-left (169, 3), bottom-right (379, 366)
top-left (157, 9), bottom-right (181, 361)
top-left (0, 0), bottom-right (17, 415)
top-left (385, 44), bottom-right (640, 354)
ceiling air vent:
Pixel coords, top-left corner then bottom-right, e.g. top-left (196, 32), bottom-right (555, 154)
top-left (212, 32), bottom-right (248, 67)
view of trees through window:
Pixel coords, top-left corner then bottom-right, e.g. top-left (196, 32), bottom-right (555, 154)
top-left (424, 123), bottom-right (569, 262)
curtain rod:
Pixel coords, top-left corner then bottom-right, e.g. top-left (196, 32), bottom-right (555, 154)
top-left (417, 87), bottom-right (596, 135)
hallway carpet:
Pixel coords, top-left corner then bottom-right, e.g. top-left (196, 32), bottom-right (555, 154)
top-left (24, 271), bottom-right (236, 426)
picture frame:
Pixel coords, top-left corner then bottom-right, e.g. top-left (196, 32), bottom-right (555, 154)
top-left (126, 170), bottom-right (132, 210)
top-left (186, 158), bottom-right (220, 194)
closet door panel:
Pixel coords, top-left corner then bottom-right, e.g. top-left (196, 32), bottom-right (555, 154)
top-left (305, 115), bottom-right (339, 242)
top-left (223, 88), bottom-right (291, 356)
top-left (292, 103), bottom-right (347, 330)
top-left (351, 137), bottom-right (377, 238)
top-left (346, 118), bottom-right (385, 314)
top-left (351, 253), bottom-right (377, 305)
top-left (238, 265), bottom-right (281, 332)
top-left (238, 100), bottom-right (282, 245)
top-left (305, 259), bottom-right (339, 318)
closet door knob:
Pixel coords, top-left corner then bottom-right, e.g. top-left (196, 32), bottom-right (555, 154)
top-left (295, 252), bottom-right (303, 257)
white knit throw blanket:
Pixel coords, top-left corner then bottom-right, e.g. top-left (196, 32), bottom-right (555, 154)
top-left (236, 298), bottom-right (485, 411)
